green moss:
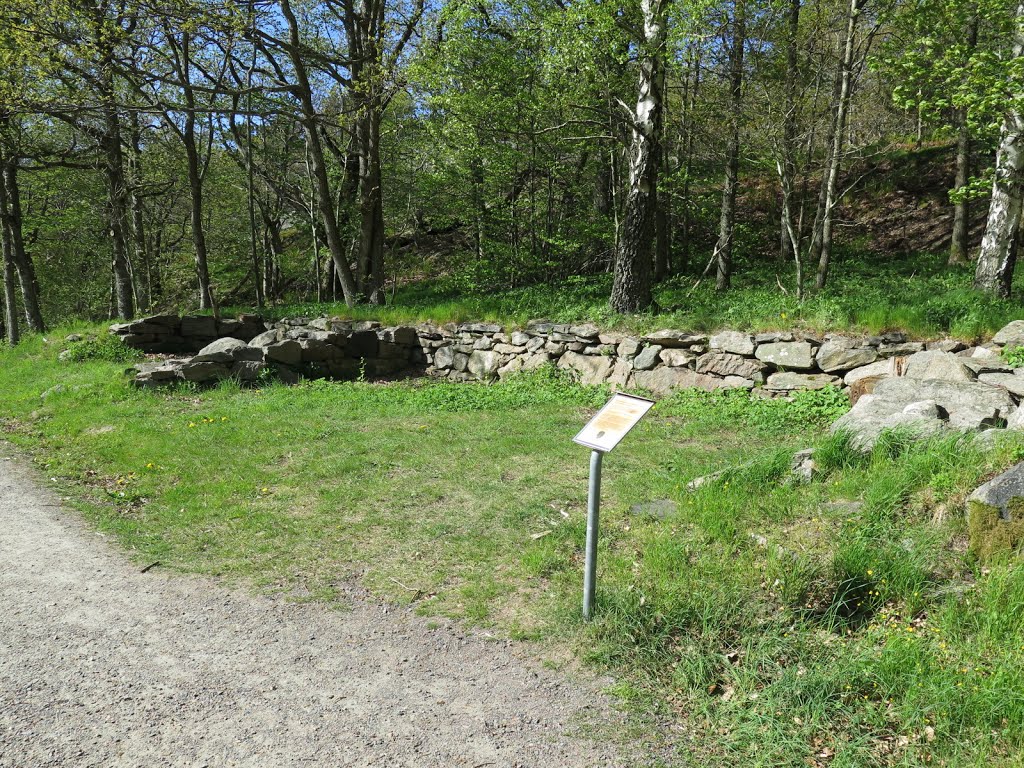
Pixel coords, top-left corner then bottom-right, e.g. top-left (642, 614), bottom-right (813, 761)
top-left (968, 500), bottom-right (1024, 562)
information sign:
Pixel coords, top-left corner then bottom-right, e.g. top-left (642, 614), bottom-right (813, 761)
top-left (572, 393), bottom-right (655, 453)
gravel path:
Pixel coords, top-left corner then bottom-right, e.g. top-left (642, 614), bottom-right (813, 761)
top-left (0, 451), bottom-right (645, 767)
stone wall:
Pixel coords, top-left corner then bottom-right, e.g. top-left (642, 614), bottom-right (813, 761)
top-left (112, 314), bottom-right (1024, 399)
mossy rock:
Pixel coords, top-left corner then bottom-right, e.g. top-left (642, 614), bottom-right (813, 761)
top-left (968, 500), bottom-right (1024, 562)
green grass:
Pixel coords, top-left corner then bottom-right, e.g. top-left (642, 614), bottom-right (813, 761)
top-left (234, 250), bottom-right (1024, 341)
top-left (4, 326), bottom-right (1024, 765)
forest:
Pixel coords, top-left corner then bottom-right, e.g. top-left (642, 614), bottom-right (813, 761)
top-left (0, 0), bottom-right (1022, 339)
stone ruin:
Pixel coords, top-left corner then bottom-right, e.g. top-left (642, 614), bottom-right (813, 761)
top-left (108, 313), bottom-right (1024, 448)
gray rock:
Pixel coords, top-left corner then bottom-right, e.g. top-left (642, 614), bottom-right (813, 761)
top-left (264, 340), bottom-right (302, 366)
top-left (927, 339), bottom-right (967, 353)
top-left (765, 372), bottom-right (840, 391)
top-left (831, 377), bottom-right (1015, 449)
top-left (993, 320), bottom-right (1024, 348)
top-left (844, 359), bottom-right (900, 386)
top-left (180, 361), bottom-right (229, 382)
top-left (433, 346), bottom-right (456, 369)
top-left (816, 338), bottom-right (878, 373)
top-left (231, 360), bottom-right (265, 382)
top-left (467, 350), bottom-right (500, 381)
top-left (632, 345), bottom-right (664, 371)
top-left (902, 400), bottom-right (943, 419)
top-left (452, 352), bottom-right (471, 372)
top-left (877, 341), bottom-right (925, 358)
top-left (249, 329), bottom-right (281, 348)
top-left (521, 352), bottom-right (551, 371)
top-left (180, 316), bottom-right (217, 338)
top-left (570, 323), bottom-right (601, 340)
top-left (380, 326), bottom-right (419, 346)
top-left (497, 356), bottom-right (525, 379)
top-left (300, 338), bottom-right (344, 362)
top-left (616, 338), bottom-right (642, 357)
top-left (710, 330), bottom-right (755, 356)
top-left (903, 350), bottom-right (976, 382)
top-left (526, 336), bottom-right (547, 353)
top-left (632, 367), bottom-right (735, 396)
top-left (642, 330), bottom-right (706, 348)
top-left (510, 331), bottom-right (532, 346)
top-left (970, 462), bottom-right (1024, 519)
top-left (607, 359), bottom-right (632, 387)
top-left (789, 448), bottom-right (816, 484)
top-left (473, 336), bottom-right (494, 351)
top-left (755, 341), bottom-right (817, 370)
top-left (695, 351), bottom-right (767, 382)
top-left (193, 337), bottom-right (250, 363)
top-left (544, 342), bottom-right (567, 356)
top-left (979, 372), bottom-right (1024, 398)
top-left (754, 332), bottom-right (794, 344)
top-left (948, 405), bottom-right (1004, 431)
top-left (558, 351), bottom-right (613, 386)
top-left (493, 343), bottom-right (526, 355)
top-left (347, 330), bottom-right (379, 358)
top-left (659, 348), bottom-right (697, 368)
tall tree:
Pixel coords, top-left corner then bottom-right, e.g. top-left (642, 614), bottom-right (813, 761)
top-left (611, 0), bottom-right (669, 313)
top-left (714, 0), bottom-right (746, 292)
top-left (974, 0), bottom-right (1024, 296)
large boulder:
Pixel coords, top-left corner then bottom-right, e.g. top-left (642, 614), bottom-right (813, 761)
top-left (558, 351), bottom-right (613, 385)
top-left (755, 341), bottom-right (817, 370)
top-left (993, 320), bottom-right (1024, 348)
top-left (193, 337), bottom-right (259, 363)
top-left (816, 337), bottom-right (878, 373)
top-left (831, 377), bottom-right (1015, 449)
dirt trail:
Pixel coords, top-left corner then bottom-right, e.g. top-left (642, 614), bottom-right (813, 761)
top-left (0, 451), bottom-right (644, 767)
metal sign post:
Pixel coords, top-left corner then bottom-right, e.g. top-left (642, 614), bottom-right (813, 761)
top-left (573, 393), bottom-right (655, 621)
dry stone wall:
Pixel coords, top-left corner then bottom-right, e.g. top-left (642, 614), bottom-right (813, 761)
top-left (111, 315), bottom-right (1024, 408)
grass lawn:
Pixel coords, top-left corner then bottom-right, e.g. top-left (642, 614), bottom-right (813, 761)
top-left (4, 328), bottom-right (1024, 766)
top-left (251, 250), bottom-right (1024, 342)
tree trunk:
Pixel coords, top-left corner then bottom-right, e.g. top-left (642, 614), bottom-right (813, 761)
top-left (780, 0), bottom-right (801, 263)
top-left (950, 107), bottom-right (973, 266)
top-left (126, 114), bottom-right (150, 312)
top-left (950, 15), bottom-right (980, 266)
top-left (715, 2), bottom-right (746, 291)
top-left (101, 106), bottom-right (135, 319)
top-left (654, 64), bottom-right (670, 281)
top-left (278, 0), bottom-right (359, 306)
top-left (1, 161), bottom-right (44, 331)
top-left (356, 109), bottom-right (386, 304)
top-left (611, 0), bottom-right (667, 313)
top-left (815, 0), bottom-right (862, 291)
top-left (974, 4), bottom-right (1024, 297)
top-left (0, 167), bottom-right (19, 344)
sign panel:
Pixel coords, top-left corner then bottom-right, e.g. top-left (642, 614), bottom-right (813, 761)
top-left (573, 393), bottom-right (655, 453)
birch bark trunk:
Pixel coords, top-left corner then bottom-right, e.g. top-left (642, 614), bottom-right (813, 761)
top-left (974, 2), bottom-right (1024, 297)
top-left (610, 0), bottom-right (667, 313)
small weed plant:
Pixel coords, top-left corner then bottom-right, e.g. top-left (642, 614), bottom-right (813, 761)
top-left (61, 334), bottom-right (141, 364)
